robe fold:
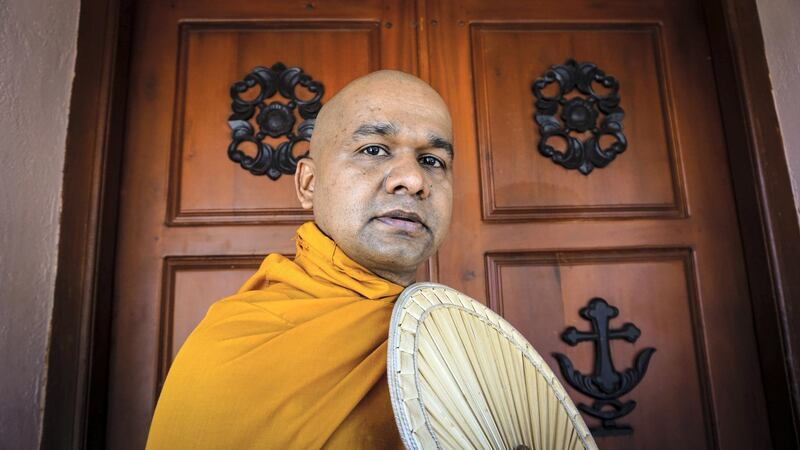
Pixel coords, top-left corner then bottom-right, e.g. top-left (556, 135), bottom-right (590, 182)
top-left (146, 222), bottom-right (405, 449)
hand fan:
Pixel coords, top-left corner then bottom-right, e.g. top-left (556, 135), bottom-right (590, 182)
top-left (387, 282), bottom-right (597, 450)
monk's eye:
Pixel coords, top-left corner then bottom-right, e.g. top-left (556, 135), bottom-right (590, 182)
top-left (419, 155), bottom-right (445, 169)
top-left (360, 145), bottom-right (388, 156)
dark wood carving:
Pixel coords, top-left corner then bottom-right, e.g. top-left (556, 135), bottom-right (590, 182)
top-left (553, 297), bottom-right (655, 436)
top-left (532, 59), bottom-right (627, 175)
top-left (228, 63), bottom-right (324, 180)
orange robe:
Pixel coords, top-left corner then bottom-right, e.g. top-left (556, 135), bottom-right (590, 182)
top-left (146, 222), bottom-right (404, 449)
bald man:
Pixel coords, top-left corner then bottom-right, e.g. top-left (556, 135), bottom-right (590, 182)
top-left (146, 71), bottom-right (454, 449)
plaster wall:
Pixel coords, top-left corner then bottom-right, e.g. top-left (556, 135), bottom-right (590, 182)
top-left (756, 0), bottom-right (800, 220)
top-left (0, 0), bottom-right (80, 447)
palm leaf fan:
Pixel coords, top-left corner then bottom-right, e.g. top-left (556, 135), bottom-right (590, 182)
top-left (387, 283), bottom-right (597, 450)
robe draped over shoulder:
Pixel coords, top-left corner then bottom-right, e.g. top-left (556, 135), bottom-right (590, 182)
top-left (146, 222), bottom-right (405, 449)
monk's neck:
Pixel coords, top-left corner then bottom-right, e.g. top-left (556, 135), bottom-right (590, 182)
top-left (370, 268), bottom-right (416, 287)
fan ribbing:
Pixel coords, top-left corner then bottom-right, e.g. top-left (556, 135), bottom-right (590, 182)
top-left (387, 283), bottom-right (597, 450)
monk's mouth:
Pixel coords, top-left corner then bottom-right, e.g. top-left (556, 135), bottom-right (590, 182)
top-left (373, 210), bottom-right (428, 234)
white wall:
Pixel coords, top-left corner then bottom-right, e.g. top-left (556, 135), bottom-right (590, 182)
top-left (0, 0), bottom-right (80, 447)
top-left (756, 0), bottom-right (800, 220)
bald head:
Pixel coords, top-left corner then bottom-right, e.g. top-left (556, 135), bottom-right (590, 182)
top-left (309, 70), bottom-right (452, 159)
top-left (294, 69), bottom-right (454, 286)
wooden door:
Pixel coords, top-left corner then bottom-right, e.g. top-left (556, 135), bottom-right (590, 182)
top-left (108, 0), bottom-right (771, 448)
top-left (427, 0), bottom-right (770, 448)
top-left (107, 1), bottom-right (418, 448)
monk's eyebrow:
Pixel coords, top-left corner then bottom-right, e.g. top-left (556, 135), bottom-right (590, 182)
top-left (352, 122), bottom-right (400, 139)
top-left (428, 133), bottom-right (454, 159)
top-left (352, 122), bottom-right (453, 158)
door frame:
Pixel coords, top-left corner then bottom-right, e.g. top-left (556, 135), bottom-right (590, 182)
top-left (42, 0), bottom-right (800, 447)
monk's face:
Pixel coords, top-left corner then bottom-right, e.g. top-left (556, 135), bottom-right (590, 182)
top-left (295, 72), bottom-right (453, 286)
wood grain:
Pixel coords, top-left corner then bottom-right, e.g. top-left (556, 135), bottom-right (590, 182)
top-left (471, 23), bottom-right (684, 221)
top-left (427, 0), bottom-right (771, 447)
top-left (169, 22), bottom-right (381, 225)
top-left (486, 249), bottom-right (715, 449)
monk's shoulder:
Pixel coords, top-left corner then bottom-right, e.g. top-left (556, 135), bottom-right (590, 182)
top-left (159, 287), bottom-right (297, 390)
top-left (198, 286), bottom-right (299, 334)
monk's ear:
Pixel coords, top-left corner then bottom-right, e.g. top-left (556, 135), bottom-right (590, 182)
top-left (294, 157), bottom-right (316, 209)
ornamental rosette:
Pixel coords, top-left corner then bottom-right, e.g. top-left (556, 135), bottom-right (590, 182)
top-left (227, 63), bottom-right (324, 180)
top-left (531, 59), bottom-right (627, 175)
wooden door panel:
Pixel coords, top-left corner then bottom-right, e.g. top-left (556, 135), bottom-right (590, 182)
top-left (172, 23), bottom-right (381, 225)
top-left (486, 249), bottom-right (712, 449)
top-left (472, 24), bottom-right (683, 220)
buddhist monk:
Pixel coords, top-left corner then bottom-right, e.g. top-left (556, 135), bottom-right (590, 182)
top-left (146, 70), bottom-right (454, 449)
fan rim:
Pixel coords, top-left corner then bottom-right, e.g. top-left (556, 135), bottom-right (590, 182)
top-left (387, 282), bottom-right (597, 450)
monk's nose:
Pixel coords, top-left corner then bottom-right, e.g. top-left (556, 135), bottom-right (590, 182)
top-left (385, 153), bottom-right (429, 199)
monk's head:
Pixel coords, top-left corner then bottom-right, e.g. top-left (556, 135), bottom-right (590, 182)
top-left (294, 70), bottom-right (453, 286)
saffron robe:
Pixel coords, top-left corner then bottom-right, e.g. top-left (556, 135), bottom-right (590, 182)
top-left (146, 222), bottom-right (405, 449)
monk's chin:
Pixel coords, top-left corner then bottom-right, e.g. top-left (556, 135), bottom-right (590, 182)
top-left (361, 238), bottom-right (432, 270)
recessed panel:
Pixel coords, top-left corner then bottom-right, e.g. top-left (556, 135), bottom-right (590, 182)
top-left (486, 249), bottom-right (711, 448)
top-left (472, 24), bottom-right (683, 220)
top-left (158, 256), bottom-right (265, 388)
top-left (170, 22), bottom-right (380, 225)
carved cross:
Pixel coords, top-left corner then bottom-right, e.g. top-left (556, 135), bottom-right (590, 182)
top-left (562, 298), bottom-right (641, 394)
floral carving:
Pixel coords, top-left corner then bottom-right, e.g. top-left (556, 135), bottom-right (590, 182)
top-left (227, 63), bottom-right (323, 180)
top-left (532, 59), bottom-right (627, 175)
